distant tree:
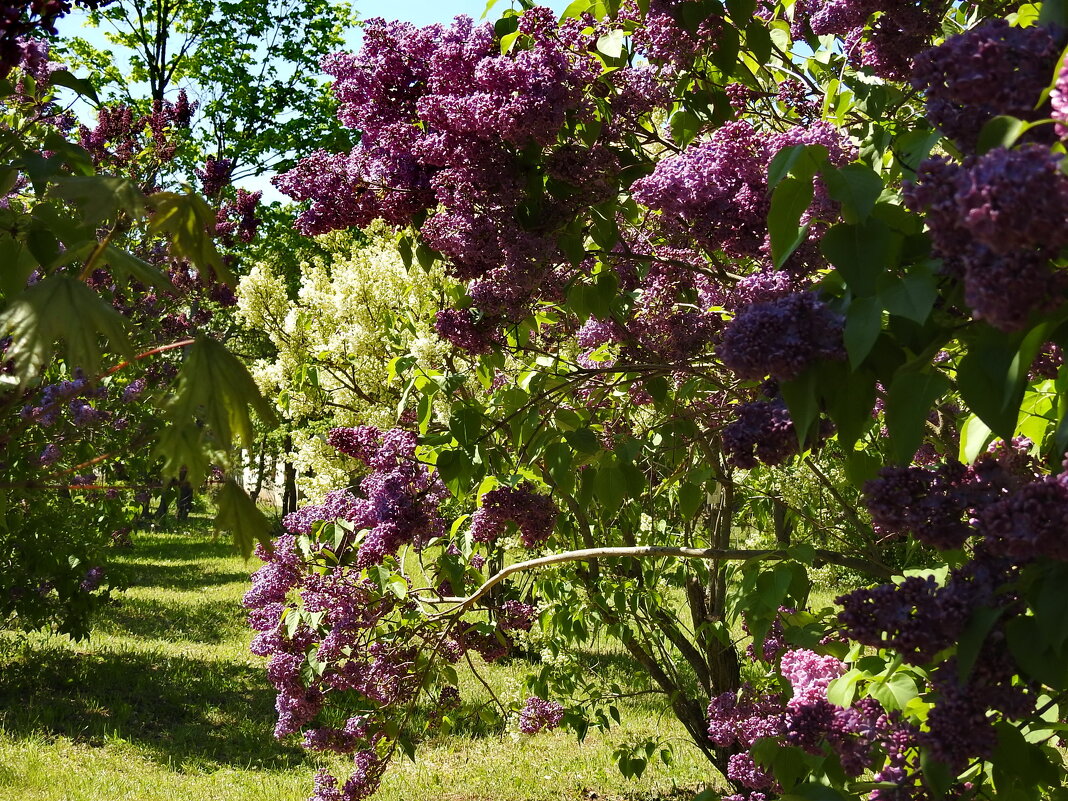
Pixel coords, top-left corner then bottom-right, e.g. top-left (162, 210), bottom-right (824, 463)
top-left (57, 0), bottom-right (355, 183)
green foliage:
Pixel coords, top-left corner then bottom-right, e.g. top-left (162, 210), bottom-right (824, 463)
top-left (0, 61), bottom-right (271, 636)
top-left (58, 0), bottom-right (355, 180)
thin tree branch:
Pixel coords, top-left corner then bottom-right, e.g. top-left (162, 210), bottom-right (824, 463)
top-left (427, 544), bottom-right (892, 616)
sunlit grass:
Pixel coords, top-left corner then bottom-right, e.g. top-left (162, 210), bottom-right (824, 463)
top-left (0, 517), bottom-right (719, 801)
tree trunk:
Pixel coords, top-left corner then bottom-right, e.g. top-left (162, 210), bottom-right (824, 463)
top-left (282, 435), bottom-right (298, 515)
top-left (250, 435), bottom-right (269, 504)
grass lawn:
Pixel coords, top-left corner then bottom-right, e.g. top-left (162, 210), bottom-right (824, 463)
top-left (0, 517), bottom-right (720, 801)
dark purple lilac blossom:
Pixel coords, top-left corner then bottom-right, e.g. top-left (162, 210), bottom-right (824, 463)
top-left (722, 400), bottom-right (797, 469)
top-left (910, 20), bottom-right (1059, 151)
top-left (905, 147), bottom-right (1068, 331)
top-left (719, 292), bottom-right (845, 381)
top-left (469, 483), bottom-right (557, 548)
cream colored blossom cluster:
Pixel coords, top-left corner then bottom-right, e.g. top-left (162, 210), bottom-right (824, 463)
top-left (237, 224), bottom-right (450, 500)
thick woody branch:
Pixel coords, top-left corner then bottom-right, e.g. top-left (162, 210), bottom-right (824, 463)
top-left (425, 544), bottom-right (891, 617)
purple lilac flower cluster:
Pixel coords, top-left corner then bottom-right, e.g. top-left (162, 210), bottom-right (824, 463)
top-left (837, 550), bottom-right (1031, 770)
top-left (795, 0), bottom-right (939, 80)
top-left (79, 566), bottom-right (105, 592)
top-left (428, 686), bottom-right (461, 728)
top-left (196, 156), bottom-right (233, 197)
top-left (862, 438), bottom-right (1052, 556)
top-left (905, 146), bottom-right (1068, 331)
top-left (518, 696), bottom-right (564, 733)
top-left (21, 376), bottom-right (114, 439)
top-left (497, 599), bottom-right (536, 631)
top-left (431, 308), bottom-right (504, 355)
top-left (215, 188), bottom-right (262, 245)
top-left (922, 639), bottom-right (1032, 770)
top-left (1031, 342), bottom-right (1064, 380)
top-left (247, 427), bottom-right (550, 801)
top-left (626, 256), bottom-right (725, 361)
top-left (244, 532), bottom-right (408, 800)
top-left (275, 10), bottom-right (643, 349)
top-left (287, 427), bottom-right (448, 567)
top-left (0, 2), bottom-right (105, 76)
top-left (722, 399), bottom-right (797, 470)
top-left (911, 20), bottom-right (1058, 152)
top-left (719, 292), bottom-right (845, 382)
top-left (469, 483), bottom-right (558, 548)
top-left (79, 90), bottom-right (195, 168)
top-left (309, 752), bottom-right (387, 801)
top-left (632, 120), bottom-right (853, 276)
top-left (624, 0), bottom-right (723, 68)
top-left (743, 607), bottom-right (793, 663)
top-left (708, 648), bottom-right (894, 792)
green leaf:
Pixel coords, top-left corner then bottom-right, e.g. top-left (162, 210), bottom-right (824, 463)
top-left (0, 274), bottom-right (132, 383)
top-left (956, 606), bottom-right (1003, 683)
top-left (826, 669), bottom-right (862, 707)
top-left (745, 21), bottom-right (771, 65)
top-left (821, 164), bottom-right (883, 223)
top-left (958, 414), bottom-right (993, 463)
top-left (594, 458), bottom-right (626, 512)
top-left (918, 749), bottom-right (955, 798)
top-left (159, 336), bottom-right (275, 483)
top-left (879, 271), bottom-right (937, 324)
top-left (415, 242), bottom-right (437, 273)
top-left (0, 234), bottom-right (37, 298)
top-left (1033, 563), bottom-right (1068, 654)
top-left (768, 176), bottom-right (814, 269)
top-left (1007, 615), bottom-right (1068, 689)
top-left (214, 479), bottom-right (271, 559)
top-left (993, 721), bottom-right (1061, 792)
top-left (844, 449), bottom-right (881, 486)
top-left (1040, 0), bottom-right (1068, 26)
top-left (48, 69), bottom-right (99, 104)
top-left (727, 0), bottom-right (756, 18)
top-left (957, 324), bottom-right (1049, 439)
top-left (436, 449), bottom-right (468, 497)
top-left (975, 115), bottom-right (1029, 155)
top-left (884, 370), bottom-right (950, 463)
top-left (782, 784), bottom-right (848, 801)
top-left (448, 405), bottom-right (482, 449)
top-left (560, 0), bottom-right (594, 18)
top-left (780, 367), bottom-right (819, 447)
top-left (101, 245), bottom-right (174, 289)
top-left (669, 109), bottom-right (702, 147)
top-left (844, 296), bottom-right (882, 367)
top-left (867, 670), bottom-right (917, 711)
top-left (596, 29), bottom-right (626, 58)
top-left (397, 235), bottom-right (413, 269)
top-left (768, 144), bottom-right (827, 187)
top-left (678, 480), bottom-right (704, 520)
top-left (545, 441), bottom-right (574, 492)
top-left (822, 220), bottom-right (899, 297)
top-left (148, 191), bottom-right (228, 281)
top-left (154, 423), bottom-right (211, 490)
top-left (49, 176), bottom-right (145, 225)
top-left (893, 127), bottom-right (942, 173)
top-left (712, 23), bottom-right (740, 73)
top-left (565, 427), bottom-right (600, 454)
top-left (388, 575), bottom-right (408, 599)
top-left (826, 368), bottom-right (876, 449)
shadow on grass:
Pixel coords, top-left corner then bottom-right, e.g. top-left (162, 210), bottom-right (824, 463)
top-left (94, 596), bottom-right (248, 644)
top-left (106, 535), bottom-right (252, 592)
top-left (0, 644), bottom-right (308, 770)
top-left (0, 521), bottom-right (299, 771)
